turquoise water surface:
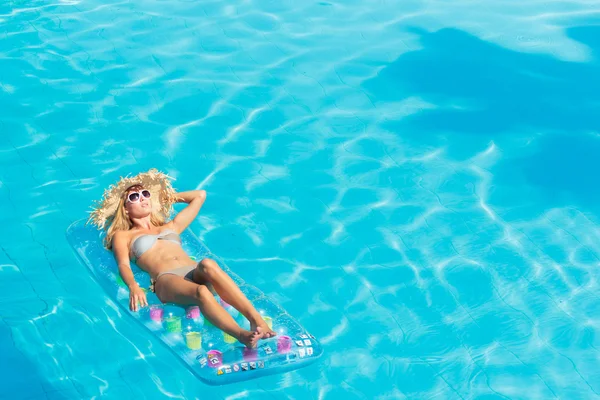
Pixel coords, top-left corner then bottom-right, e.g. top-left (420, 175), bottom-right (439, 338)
top-left (2, 0), bottom-right (600, 398)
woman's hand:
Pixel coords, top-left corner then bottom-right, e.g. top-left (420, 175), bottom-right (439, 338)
top-left (129, 284), bottom-right (148, 312)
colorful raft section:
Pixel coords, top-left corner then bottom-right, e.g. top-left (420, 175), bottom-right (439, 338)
top-left (66, 220), bottom-right (323, 385)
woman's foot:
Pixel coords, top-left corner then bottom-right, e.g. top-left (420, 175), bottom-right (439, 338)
top-left (238, 327), bottom-right (265, 348)
top-left (250, 317), bottom-right (277, 339)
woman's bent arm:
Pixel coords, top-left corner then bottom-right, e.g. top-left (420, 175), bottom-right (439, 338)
top-left (171, 190), bottom-right (207, 232)
top-left (175, 190), bottom-right (206, 204)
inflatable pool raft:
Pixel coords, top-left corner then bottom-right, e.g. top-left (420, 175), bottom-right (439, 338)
top-left (66, 220), bottom-right (323, 385)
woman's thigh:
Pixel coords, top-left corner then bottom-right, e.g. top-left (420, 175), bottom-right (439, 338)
top-left (155, 274), bottom-right (203, 304)
top-left (190, 263), bottom-right (217, 294)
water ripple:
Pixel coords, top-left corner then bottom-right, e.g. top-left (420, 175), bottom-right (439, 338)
top-left (2, 0), bottom-right (600, 398)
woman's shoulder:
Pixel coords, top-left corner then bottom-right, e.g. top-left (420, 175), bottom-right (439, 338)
top-left (113, 229), bottom-right (134, 242)
top-left (161, 220), bottom-right (176, 230)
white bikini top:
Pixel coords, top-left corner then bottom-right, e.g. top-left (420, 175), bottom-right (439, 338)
top-left (130, 229), bottom-right (181, 261)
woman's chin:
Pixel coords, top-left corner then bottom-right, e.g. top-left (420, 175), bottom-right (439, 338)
top-left (131, 211), bottom-right (151, 219)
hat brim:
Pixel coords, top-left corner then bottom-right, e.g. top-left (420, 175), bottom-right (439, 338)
top-left (88, 168), bottom-right (177, 230)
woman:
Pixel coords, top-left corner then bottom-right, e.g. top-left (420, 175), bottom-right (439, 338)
top-left (89, 169), bottom-right (275, 349)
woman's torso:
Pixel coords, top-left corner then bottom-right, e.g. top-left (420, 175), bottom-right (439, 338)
top-left (126, 223), bottom-right (195, 279)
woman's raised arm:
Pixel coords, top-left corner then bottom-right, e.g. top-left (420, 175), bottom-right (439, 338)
top-left (170, 190), bottom-right (207, 233)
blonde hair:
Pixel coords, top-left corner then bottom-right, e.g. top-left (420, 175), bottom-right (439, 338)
top-left (104, 185), bottom-right (168, 250)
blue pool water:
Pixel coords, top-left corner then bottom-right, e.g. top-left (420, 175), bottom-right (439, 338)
top-left (1, 0), bottom-right (600, 398)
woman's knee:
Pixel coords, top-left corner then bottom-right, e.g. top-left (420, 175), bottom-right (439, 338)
top-left (194, 284), bottom-right (213, 302)
top-left (199, 258), bottom-right (221, 278)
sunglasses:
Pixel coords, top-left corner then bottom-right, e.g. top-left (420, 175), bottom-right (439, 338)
top-left (126, 190), bottom-right (151, 203)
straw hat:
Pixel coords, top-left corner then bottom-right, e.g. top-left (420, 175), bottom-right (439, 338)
top-left (88, 168), bottom-right (177, 230)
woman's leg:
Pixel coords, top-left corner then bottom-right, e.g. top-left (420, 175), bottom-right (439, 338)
top-left (155, 274), bottom-right (264, 348)
top-left (192, 258), bottom-right (277, 338)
